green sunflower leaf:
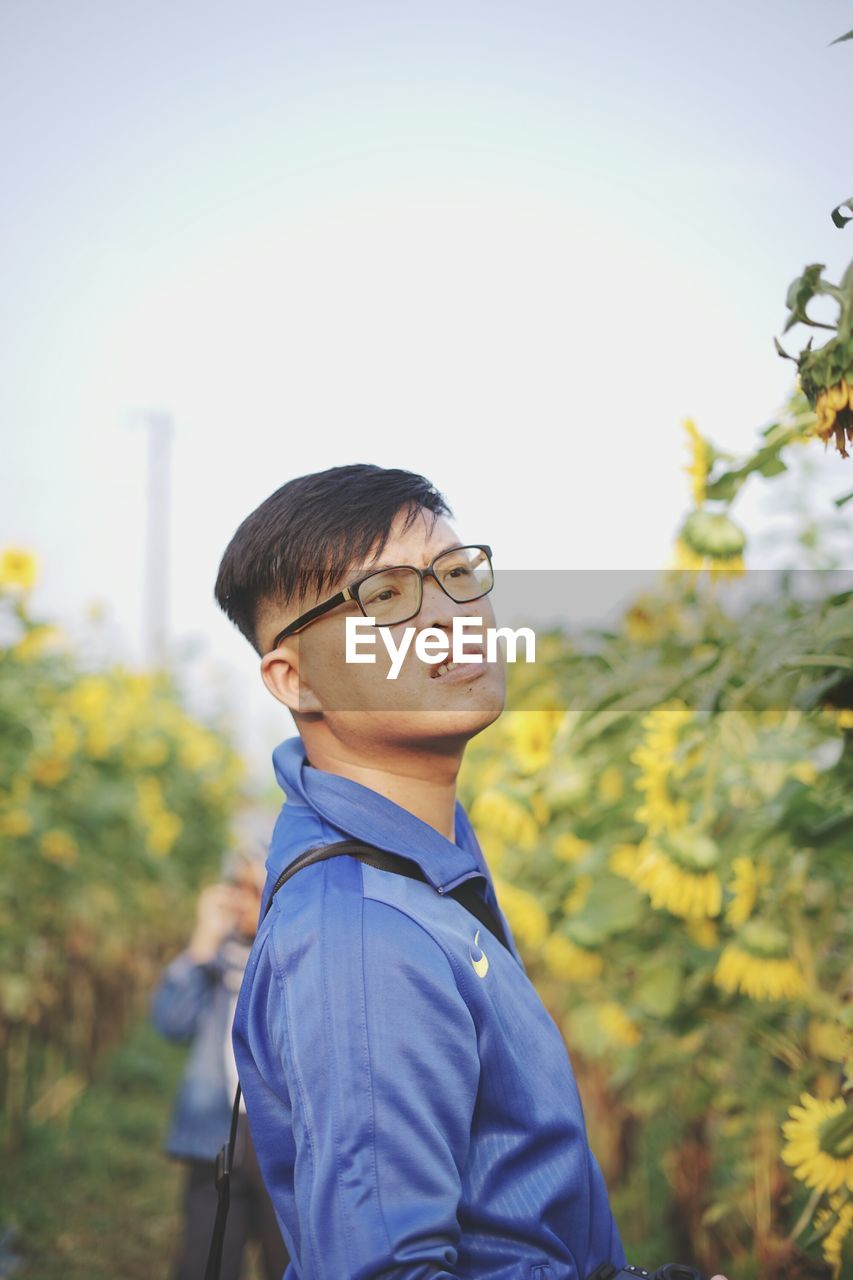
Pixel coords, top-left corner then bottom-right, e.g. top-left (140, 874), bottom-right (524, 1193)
top-left (830, 198), bottom-right (853, 229)
top-left (774, 337), bottom-right (795, 362)
top-left (635, 957), bottom-right (684, 1018)
top-left (704, 470), bottom-right (743, 503)
top-left (755, 455), bottom-right (787, 479)
top-left (579, 875), bottom-right (644, 937)
top-left (783, 264), bottom-right (837, 334)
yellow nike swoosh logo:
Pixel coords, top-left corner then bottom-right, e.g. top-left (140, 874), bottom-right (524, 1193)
top-left (470, 928), bottom-right (489, 978)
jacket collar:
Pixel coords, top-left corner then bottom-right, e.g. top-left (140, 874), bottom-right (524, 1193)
top-left (270, 735), bottom-right (487, 895)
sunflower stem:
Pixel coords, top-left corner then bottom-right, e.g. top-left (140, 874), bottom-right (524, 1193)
top-left (789, 1184), bottom-right (824, 1241)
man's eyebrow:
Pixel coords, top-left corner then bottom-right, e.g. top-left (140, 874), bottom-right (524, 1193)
top-left (354, 543), bottom-right (466, 577)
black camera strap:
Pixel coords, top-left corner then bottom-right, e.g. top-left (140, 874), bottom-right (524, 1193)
top-left (204, 837), bottom-right (511, 1280)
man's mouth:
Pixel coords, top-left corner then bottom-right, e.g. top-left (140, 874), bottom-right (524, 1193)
top-left (428, 647), bottom-right (486, 678)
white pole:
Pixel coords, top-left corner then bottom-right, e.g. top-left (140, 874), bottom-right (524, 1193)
top-left (142, 408), bottom-right (173, 668)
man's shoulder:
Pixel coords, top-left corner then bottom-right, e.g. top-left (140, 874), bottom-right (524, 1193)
top-left (264, 845), bottom-right (367, 926)
top-left (255, 851), bottom-right (457, 986)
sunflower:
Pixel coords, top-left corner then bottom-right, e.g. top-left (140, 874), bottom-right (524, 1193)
top-left (682, 418), bottom-right (713, 504)
top-left (813, 379), bottom-right (853, 459)
top-left (493, 876), bottom-right (549, 949)
top-left (624, 835), bottom-right (722, 920)
top-left (812, 1188), bottom-right (853, 1278)
top-left (630, 701), bottom-right (695, 835)
top-left (608, 842), bottom-right (640, 878)
top-left (597, 765), bottom-right (624, 804)
top-left (781, 1091), bottom-right (853, 1195)
top-left (30, 754), bottom-right (70, 787)
top-left (0, 809), bottom-right (33, 837)
top-left (678, 510), bottom-right (747, 565)
top-left (562, 874), bottom-right (592, 916)
top-left (724, 855), bottom-right (771, 927)
top-left (504, 709), bottom-right (565, 775)
top-left (597, 1002), bottom-right (642, 1047)
top-left (776, 259), bottom-right (853, 460)
top-left (624, 598), bottom-right (659, 644)
top-left (542, 932), bottom-right (603, 982)
top-left (0, 546), bottom-right (38, 592)
top-left (713, 920), bottom-right (807, 1002)
top-left (685, 917), bottom-right (719, 948)
top-left (669, 537), bottom-right (746, 579)
top-left (470, 789), bottom-right (540, 851)
top-left (808, 1019), bottom-right (853, 1065)
top-left (10, 622), bottom-right (62, 661)
top-left (39, 829), bottom-right (79, 867)
top-left (553, 832), bottom-right (591, 864)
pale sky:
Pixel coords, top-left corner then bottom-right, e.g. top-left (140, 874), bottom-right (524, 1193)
top-left (2, 1), bottom-right (851, 784)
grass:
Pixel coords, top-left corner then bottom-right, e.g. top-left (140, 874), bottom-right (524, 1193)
top-left (0, 1017), bottom-right (269, 1279)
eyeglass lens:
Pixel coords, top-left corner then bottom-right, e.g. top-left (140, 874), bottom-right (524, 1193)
top-left (357, 547), bottom-right (493, 625)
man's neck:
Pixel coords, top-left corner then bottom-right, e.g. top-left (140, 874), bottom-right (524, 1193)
top-left (303, 740), bottom-right (462, 843)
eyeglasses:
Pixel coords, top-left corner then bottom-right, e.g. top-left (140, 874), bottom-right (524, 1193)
top-left (270, 544), bottom-right (494, 649)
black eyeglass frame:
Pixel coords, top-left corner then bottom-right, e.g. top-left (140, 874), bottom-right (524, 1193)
top-left (268, 544), bottom-right (494, 651)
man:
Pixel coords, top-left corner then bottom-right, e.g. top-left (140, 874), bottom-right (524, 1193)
top-left (152, 850), bottom-right (290, 1280)
top-left (214, 464), bottom-right (729, 1280)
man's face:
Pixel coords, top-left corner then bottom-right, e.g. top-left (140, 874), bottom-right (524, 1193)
top-left (260, 509), bottom-right (506, 755)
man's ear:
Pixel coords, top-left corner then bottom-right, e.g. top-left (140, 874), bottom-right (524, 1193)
top-left (260, 643), bottom-right (322, 714)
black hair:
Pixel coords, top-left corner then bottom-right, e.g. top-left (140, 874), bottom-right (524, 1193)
top-left (214, 463), bottom-right (453, 655)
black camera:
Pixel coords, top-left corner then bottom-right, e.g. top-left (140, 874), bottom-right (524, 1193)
top-left (586, 1264), bottom-right (709, 1280)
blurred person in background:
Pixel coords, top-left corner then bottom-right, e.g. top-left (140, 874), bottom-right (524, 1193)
top-left (151, 847), bottom-right (290, 1280)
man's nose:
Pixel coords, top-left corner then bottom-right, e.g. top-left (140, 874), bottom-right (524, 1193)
top-left (416, 578), bottom-right (482, 631)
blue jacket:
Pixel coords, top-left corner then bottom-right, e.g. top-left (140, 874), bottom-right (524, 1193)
top-left (232, 737), bottom-right (627, 1280)
top-left (151, 938), bottom-right (249, 1162)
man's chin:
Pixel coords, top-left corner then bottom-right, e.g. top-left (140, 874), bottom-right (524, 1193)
top-left (372, 687), bottom-right (505, 743)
